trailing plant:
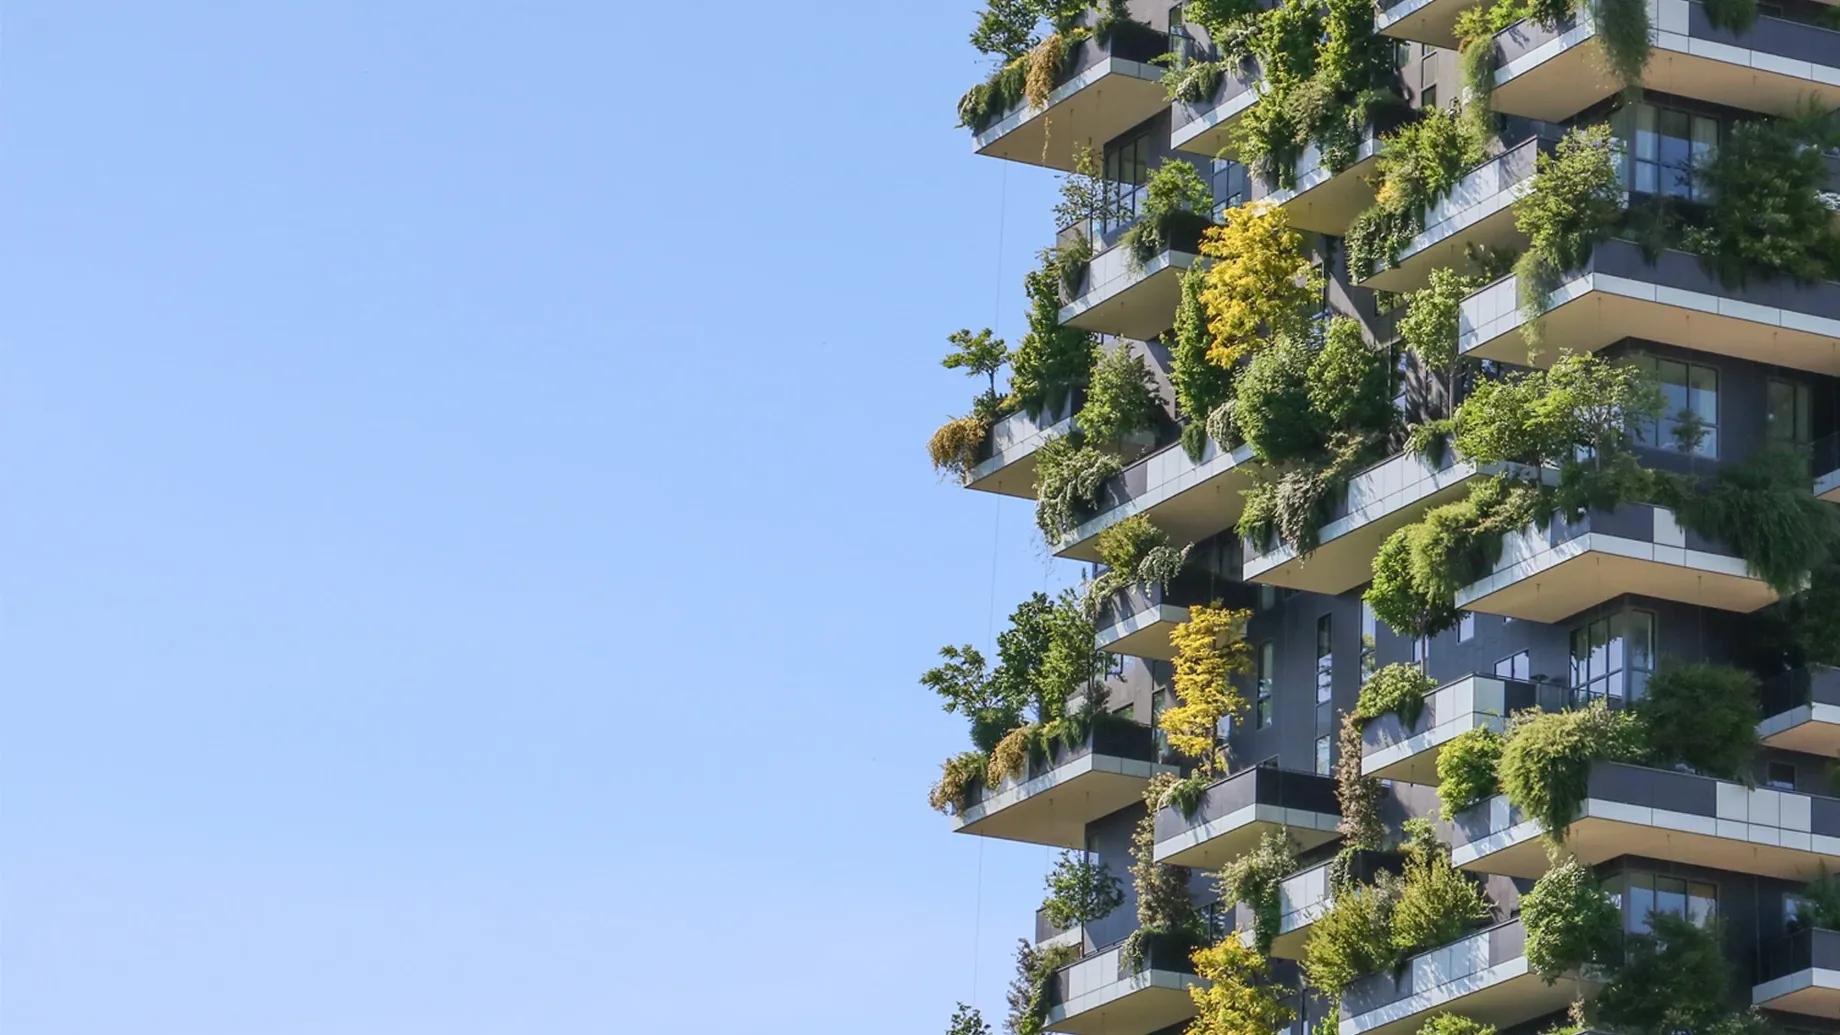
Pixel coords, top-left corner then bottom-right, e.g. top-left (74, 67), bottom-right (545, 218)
top-left (1348, 107), bottom-right (1487, 281)
top-left (1792, 866), bottom-right (1840, 930)
top-left (1042, 851), bottom-right (1127, 929)
top-left (1634, 662), bottom-right (1760, 780)
top-left (1682, 109), bottom-right (1840, 288)
top-left (1216, 829), bottom-right (1298, 954)
top-left (1010, 255), bottom-right (1099, 420)
top-left (1161, 605), bottom-right (1256, 775)
top-left (1437, 726), bottom-right (1503, 815)
top-left (947, 1002), bottom-right (993, 1035)
top-left (1122, 159), bottom-right (1216, 271)
top-left (1354, 663), bottom-right (1438, 728)
top-left (1088, 515), bottom-right (1193, 614)
top-left (1513, 125), bottom-right (1623, 352)
top-left (1337, 710), bottom-right (1386, 848)
top-left (1364, 476), bottom-right (1542, 639)
top-left (1678, 449), bottom-right (1840, 594)
top-left (1397, 267), bottom-right (1483, 371)
top-left (1521, 859), bottom-right (1622, 982)
top-left (1498, 701), bottom-right (1642, 842)
top-left (930, 415), bottom-right (992, 481)
top-left (1196, 201), bottom-right (1322, 369)
top-left (1079, 343), bottom-right (1164, 447)
top-left (1172, 266), bottom-right (1238, 461)
top-left (1024, 31), bottom-right (1071, 111)
top-left (1158, 55), bottom-right (1228, 103)
top-left (1186, 0), bottom-right (1266, 44)
top-left (1033, 435), bottom-right (1124, 543)
top-left (1188, 934), bottom-right (1298, 1035)
top-left (1006, 938), bottom-right (1081, 1035)
top-left (931, 750), bottom-right (991, 814)
top-left (1161, 771), bottom-right (1214, 817)
top-left (989, 723), bottom-right (1037, 786)
top-left (959, 58), bottom-right (1030, 134)
top-left (1388, 825), bottom-right (1491, 955)
top-left (1126, 773), bottom-right (1205, 971)
top-left (1591, 0), bottom-right (1652, 90)
top-left (1587, 913), bottom-right (1738, 1035)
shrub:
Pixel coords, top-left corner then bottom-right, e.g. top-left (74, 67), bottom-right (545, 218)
top-left (1389, 832), bottom-right (1491, 956)
top-left (1635, 662), bottom-right (1759, 780)
top-left (1042, 851), bottom-right (1127, 929)
top-left (1196, 201), bottom-right (1321, 369)
top-left (1452, 353), bottom-right (1663, 474)
top-left (1310, 317), bottom-right (1396, 442)
top-left (1347, 107), bottom-right (1484, 281)
top-left (1498, 702), bottom-right (1641, 841)
top-left (1088, 515), bottom-right (1193, 614)
top-left (1126, 774), bottom-right (1204, 971)
top-left (931, 751), bottom-right (990, 814)
top-left (1161, 605), bottom-right (1256, 775)
top-left (1354, 663), bottom-right (1438, 728)
top-left (1302, 869), bottom-right (1400, 1008)
top-left (1171, 266), bottom-right (1237, 460)
top-left (1079, 343), bottom-right (1164, 447)
top-left (1701, 0), bottom-right (1757, 31)
top-left (1683, 111), bottom-right (1840, 287)
top-left (1419, 1016), bottom-right (1496, 1035)
top-left (1010, 257), bottom-right (1098, 420)
top-left (988, 724), bottom-right (1036, 786)
top-left (1437, 726), bottom-right (1503, 815)
top-left (1034, 435), bottom-right (1124, 543)
top-left (1217, 829), bottom-right (1298, 954)
top-left (1364, 477), bottom-right (1541, 640)
top-left (1521, 859), bottom-right (1622, 982)
top-left (1676, 449), bottom-right (1840, 596)
top-left (1234, 334), bottom-right (1320, 464)
top-left (1397, 267), bottom-right (1482, 371)
top-left (930, 415), bottom-right (992, 481)
top-left (1793, 866), bottom-right (1840, 930)
top-left (1189, 935), bottom-right (1298, 1035)
top-left (1588, 913), bottom-right (1733, 1035)
top-left (1513, 126), bottom-right (1624, 347)
top-left (1005, 938), bottom-right (1081, 1035)
top-left (1122, 160), bottom-right (1216, 271)
top-left (1337, 710), bottom-right (1386, 848)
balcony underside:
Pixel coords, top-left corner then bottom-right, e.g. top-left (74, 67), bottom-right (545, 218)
top-left (1342, 964), bottom-right (1584, 1035)
top-left (1097, 604), bottom-right (1189, 661)
top-left (975, 61), bottom-right (1169, 172)
top-left (1048, 974), bottom-right (1199, 1035)
top-left (1058, 445), bottom-right (1258, 563)
top-left (1270, 149), bottom-right (1382, 235)
top-left (1759, 704), bottom-right (1840, 755)
top-left (1456, 539), bottom-right (1776, 624)
top-left (1153, 806), bottom-right (1341, 870)
top-left (955, 757), bottom-right (1169, 849)
top-left (1755, 970), bottom-right (1840, 1018)
top-left (1246, 468), bottom-right (1482, 595)
top-left (1375, 0), bottom-right (1471, 48)
top-left (1454, 809), bottom-right (1840, 882)
top-left (966, 420), bottom-right (1070, 498)
top-left (1465, 275), bottom-right (1840, 375)
top-left (1358, 203), bottom-right (1523, 294)
top-left (1170, 86), bottom-right (1261, 159)
top-left (1062, 252), bottom-right (1194, 341)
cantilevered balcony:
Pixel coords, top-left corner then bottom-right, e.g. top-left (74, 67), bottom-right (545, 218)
top-left (974, 23), bottom-right (1173, 172)
top-left (1814, 436), bottom-right (1840, 504)
top-left (1455, 503), bottom-right (1776, 623)
top-left (1447, 762), bottom-right (1840, 881)
top-left (1460, 240), bottom-right (1840, 374)
top-left (1045, 937), bottom-right (1204, 1035)
top-left (1152, 766), bottom-right (1341, 869)
top-left (1490, 1), bottom-right (1840, 122)
top-left (1339, 919), bottom-right (1589, 1035)
top-left (1229, 850), bottom-right (1405, 959)
top-left (966, 398), bottom-right (1078, 498)
top-left (1755, 927), bottom-right (1840, 1018)
top-left (1095, 568), bottom-right (1256, 661)
top-left (954, 720), bottom-right (1177, 848)
top-left (1036, 904), bottom-right (1092, 955)
top-left (1374, 0), bottom-right (1471, 47)
top-left (1361, 674), bottom-right (1566, 784)
top-left (1243, 452), bottom-right (1509, 595)
top-left (1057, 439), bottom-right (1259, 563)
top-left (1060, 213), bottom-right (1210, 341)
top-left (1759, 667), bottom-right (1840, 756)
top-left (1170, 59), bottom-right (1263, 159)
top-left (1357, 135), bottom-right (1555, 293)
top-left (1255, 125), bottom-right (1384, 235)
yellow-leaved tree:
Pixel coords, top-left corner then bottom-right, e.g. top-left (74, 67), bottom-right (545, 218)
top-left (1189, 935), bottom-right (1297, 1035)
top-left (1159, 605), bottom-right (1255, 775)
top-left (1196, 201), bottom-right (1322, 369)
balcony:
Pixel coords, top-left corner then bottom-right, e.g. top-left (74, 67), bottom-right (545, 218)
top-left (954, 719), bottom-right (1178, 848)
top-left (1060, 213), bottom-right (1210, 341)
top-left (1357, 135), bottom-right (1554, 293)
top-left (1455, 502), bottom-right (1776, 623)
top-left (1152, 766), bottom-right (1341, 869)
top-left (1759, 667), bottom-right (1840, 756)
top-left (1338, 919), bottom-right (1588, 1035)
top-left (1446, 761), bottom-right (1840, 881)
top-left (1036, 905), bottom-right (1093, 955)
top-left (1490, 1), bottom-right (1840, 122)
top-left (1095, 568), bottom-right (1256, 661)
top-left (1360, 674), bottom-right (1567, 784)
top-left (1170, 59), bottom-right (1263, 158)
top-left (1228, 850), bottom-right (1405, 959)
top-left (1460, 240), bottom-right (1840, 375)
top-left (1045, 937), bottom-right (1203, 1035)
top-left (966, 398), bottom-right (1078, 498)
top-left (1755, 927), bottom-right (1840, 1017)
top-left (974, 23), bottom-right (1173, 172)
top-left (1814, 435), bottom-right (1840, 504)
top-left (1243, 452), bottom-right (1507, 595)
top-left (1056, 439), bottom-right (1259, 563)
top-left (1375, 0), bottom-right (1471, 48)
top-left (1256, 125), bottom-right (1384, 235)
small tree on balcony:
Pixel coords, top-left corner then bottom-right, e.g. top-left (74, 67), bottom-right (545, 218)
top-left (1160, 605), bottom-right (1256, 777)
top-left (1041, 851), bottom-right (1127, 929)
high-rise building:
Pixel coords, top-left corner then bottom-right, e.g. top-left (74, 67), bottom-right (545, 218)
top-left (926, 3), bottom-right (1840, 1035)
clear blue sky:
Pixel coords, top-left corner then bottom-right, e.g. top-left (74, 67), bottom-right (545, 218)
top-left (0, 2), bottom-right (1084, 1032)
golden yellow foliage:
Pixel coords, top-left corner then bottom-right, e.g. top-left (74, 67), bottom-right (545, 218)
top-left (929, 414), bottom-right (990, 482)
top-left (1188, 935), bottom-right (1297, 1035)
top-left (1196, 201), bottom-right (1322, 369)
top-left (987, 724), bottom-right (1034, 787)
top-left (1159, 605), bottom-right (1254, 775)
top-left (1024, 32), bottom-right (1067, 111)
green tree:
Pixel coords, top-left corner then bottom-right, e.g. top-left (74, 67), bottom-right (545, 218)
top-left (971, 0), bottom-right (1039, 58)
top-left (921, 645), bottom-right (1024, 753)
top-left (947, 1003), bottom-right (993, 1035)
top-left (1010, 258), bottom-right (1099, 420)
top-left (943, 328), bottom-right (1011, 420)
top-left (1079, 343), bottom-right (1163, 446)
top-left (1521, 859), bottom-right (1622, 982)
top-left (1041, 851), bottom-right (1127, 928)
top-left (1636, 663), bottom-right (1760, 779)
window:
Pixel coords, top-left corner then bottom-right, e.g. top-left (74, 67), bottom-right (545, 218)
top-left (1457, 612), bottom-right (1476, 643)
top-left (1632, 355), bottom-right (1718, 458)
top-left (1315, 734), bottom-right (1332, 775)
top-left (1316, 615), bottom-right (1334, 705)
top-left (1259, 584), bottom-right (1280, 611)
top-left (1496, 651), bottom-right (1531, 681)
top-left (1616, 871), bottom-right (1717, 932)
top-left (1571, 610), bottom-right (1656, 704)
top-left (1112, 702), bottom-right (1136, 722)
top-left (1360, 601), bottom-right (1379, 680)
top-left (1420, 84), bottom-right (1437, 112)
top-left (1256, 641), bottom-right (1275, 728)
top-left (1211, 159), bottom-right (1248, 215)
top-left (1106, 652), bottom-right (1127, 679)
top-left (1413, 635), bottom-right (1429, 667)
top-left (1769, 378), bottom-right (1814, 449)
top-left (1629, 102), bottom-right (1718, 201)
top-left (1103, 130), bottom-right (1153, 231)
top-left (1768, 761), bottom-right (1797, 791)
top-left (1152, 688), bottom-right (1175, 758)
top-left (1394, 40), bottom-right (1412, 67)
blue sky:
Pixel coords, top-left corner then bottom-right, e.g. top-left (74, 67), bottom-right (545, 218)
top-left (0, 2), bottom-right (1085, 1031)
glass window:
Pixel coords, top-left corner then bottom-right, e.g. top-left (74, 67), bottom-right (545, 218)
top-left (1259, 584), bottom-right (1279, 612)
top-left (1632, 355), bottom-right (1718, 458)
top-left (1420, 84), bottom-right (1437, 112)
top-left (1103, 130), bottom-right (1154, 232)
top-left (1211, 159), bottom-right (1248, 215)
top-left (1496, 651), bottom-right (1531, 681)
top-left (1106, 652), bottom-right (1127, 679)
top-left (1413, 635), bottom-right (1429, 667)
top-left (1315, 734), bottom-right (1332, 775)
top-left (1316, 615), bottom-right (1334, 705)
top-left (1627, 102), bottom-right (1718, 202)
top-left (1458, 612), bottom-right (1476, 643)
top-left (1152, 688), bottom-right (1175, 758)
top-left (1257, 641), bottom-right (1275, 728)
top-left (1623, 871), bottom-right (1718, 932)
top-left (1361, 601), bottom-right (1379, 680)
top-left (1769, 761), bottom-right (1797, 791)
top-left (1571, 610), bottom-right (1656, 703)
top-left (1768, 378), bottom-right (1814, 454)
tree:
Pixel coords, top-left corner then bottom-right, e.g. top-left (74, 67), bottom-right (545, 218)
top-left (944, 328), bottom-right (1010, 420)
top-left (947, 1003), bottom-right (992, 1035)
top-left (1041, 851), bottom-right (1127, 928)
top-left (971, 0), bottom-right (1039, 59)
top-left (1189, 936), bottom-right (1297, 1035)
top-left (1195, 201), bottom-right (1321, 369)
top-left (1636, 663), bottom-right (1759, 780)
top-left (921, 645), bottom-right (1024, 754)
top-left (1160, 605), bottom-right (1255, 774)
top-left (1078, 343), bottom-right (1163, 447)
top-left (1010, 258), bottom-right (1099, 420)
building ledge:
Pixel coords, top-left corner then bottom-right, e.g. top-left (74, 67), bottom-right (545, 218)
top-left (1152, 766), bottom-right (1341, 869)
top-left (1361, 674), bottom-right (1564, 784)
top-left (955, 721), bottom-right (1176, 849)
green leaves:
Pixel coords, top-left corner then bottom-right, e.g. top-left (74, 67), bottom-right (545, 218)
top-left (1635, 663), bottom-right (1761, 780)
top-left (1521, 859), bottom-right (1622, 982)
top-left (1498, 701), bottom-right (1642, 841)
top-left (1078, 343), bottom-right (1163, 447)
top-left (1353, 663), bottom-right (1438, 728)
top-left (1436, 726), bottom-right (1503, 815)
top-left (1041, 851), bottom-right (1127, 929)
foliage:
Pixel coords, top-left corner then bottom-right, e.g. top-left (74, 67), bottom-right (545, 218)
top-left (944, 327), bottom-right (1012, 419)
top-left (931, 750), bottom-right (991, 814)
top-left (1777, 561), bottom-right (1840, 667)
top-left (1010, 256), bottom-right (1099, 420)
top-left (1089, 515), bottom-right (1192, 613)
top-left (1592, 0), bottom-right (1652, 90)
top-left (989, 724), bottom-right (1037, 785)
top-left (1303, 867), bottom-right (1401, 1008)
top-left (1388, 828), bottom-right (1491, 955)
top-left (1161, 771), bottom-right (1214, 817)
top-left (1348, 107), bottom-right (1486, 281)
top-left (947, 1002), bottom-right (994, 1035)
top-left (1122, 160), bottom-right (1216, 271)
top-left (1682, 110), bottom-right (1840, 288)
top-left (1498, 702), bottom-right (1642, 841)
top-left (1587, 913), bottom-right (1734, 1035)
top-left (1337, 710), bottom-right (1386, 848)
top-left (1042, 851), bottom-right (1127, 929)
top-left (1310, 318), bottom-right (1397, 444)
top-left (1398, 267), bottom-right (1482, 371)
top-left (1186, 0), bottom-right (1266, 44)
top-left (1635, 663), bottom-right (1760, 780)
top-left (1217, 830), bottom-right (1298, 954)
top-left (1354, 663), bottom-right (1438, 728)
top-left (1364, 477), bottom-right (1541, 639)
top-left (1161, 605), bottom-right (1256, 774)
top-left (1053, 145), bottom-right (1119, 235)
top-left (1189, 935), bottom-right (1298, 1035)
top-left (1420, 1016), bottom-right (1496, 1035)
top-left (1521, 859), bottom-right (1622, 982)
top-left (1031, 588), bottom-right (1111, 722)
top-left (1234, 335), bottom-right (1319, 464)
top-left (1793, 866), bottom-right (1840, 930)
top-left (1079, 343), bottom-right (1163, 447)
top-left (1172, 266), bottom-right (1237, 461)
top-left (959, 58), bottom-right (1029, 133)
top-left (1196, 202), bottom-right (1322, 369)
top-left (1005, 938), bottom-right (1081, 1035)
top-left (1159, 56), bottom-right (1228, 103)
top-left (1453, 352), bottom-right (1661, 481)
top-left (1678, 449), bottom-right (1840, 595)
top-left (1513, 126), bottom-right (1624, 349)
top-left (1437, 726), bottom-right (1503, 815)
top-left (931, 415), bottom-right (992, 481)
top-left (922, 644), bottom-right (1025, 753)
top-left (971, 0), bottom-right (1042, 59)
top-left (1024, 31), bottom-right (1071, 111)
top-left (1701, 0), bottom-right (1757, 31)
top-left (1033, 435), bottom-right (1124, 543)
top-left (1126, 774), bottom-right (1205, 972)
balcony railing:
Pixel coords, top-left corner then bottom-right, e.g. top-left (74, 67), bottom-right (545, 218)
top-left (1360, 674), bottom-right (1565, 784)
top-left (954, 718), bottom-right (1176, 848)
top-left (1339, 918), bottom-right (1587, 1035)
top-left (1152, 765), bottom-right (1341, 869)
top-left (1060, 207), bottom-right (1213, 341)
top-left (1095, 566), bottom-right (1257, 660)
top-left (973, 21), bottom-right (1173, 171)
top-left (1758, 666), bottom-right (1840, 754)
top-left (1045, 933), bottom-right (1206, 1035)
top-left (1229, 850), bottom-right (1405, 959)
top-left (965, 394), bottom-right (1081, 498)
top-left (1754, 926), bottom-right (1840, 1016)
